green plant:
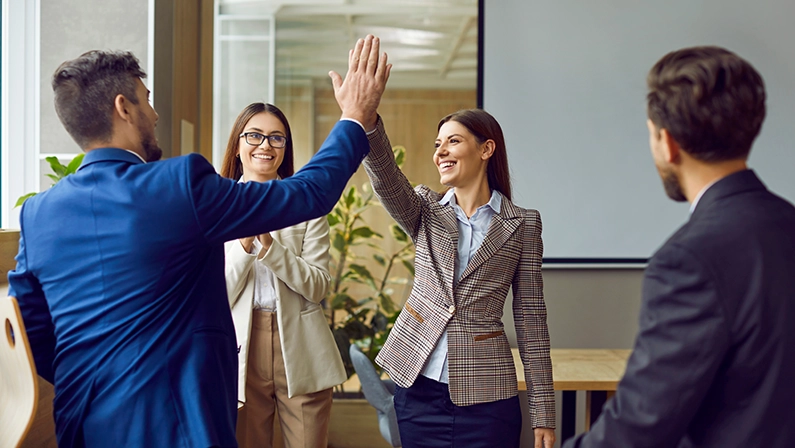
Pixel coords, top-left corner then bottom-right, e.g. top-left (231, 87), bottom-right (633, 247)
top-left (15, 153), bottom-right (85, 207)
top-left (326, 146), bottom-right (415, 385)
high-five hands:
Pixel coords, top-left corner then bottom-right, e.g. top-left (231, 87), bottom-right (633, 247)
top-left (329, 35), bottom-right (392, 132)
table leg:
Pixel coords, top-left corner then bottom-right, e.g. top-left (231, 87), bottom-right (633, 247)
top-left (585, 391), bottom-right (608, 430)
top-left (561, 390), bottom-right (576, 443)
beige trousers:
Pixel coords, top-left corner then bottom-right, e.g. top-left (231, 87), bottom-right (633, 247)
top-left (243, 310), bottom-right (333, 448)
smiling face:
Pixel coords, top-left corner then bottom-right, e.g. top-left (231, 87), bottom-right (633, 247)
top-left (237, 112), bottom-right (287, 182)
top-left (433, 120), bottom-right (493, 189)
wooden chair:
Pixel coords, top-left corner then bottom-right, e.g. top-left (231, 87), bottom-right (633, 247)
top-left (0, 296), bottom-right (39, 448)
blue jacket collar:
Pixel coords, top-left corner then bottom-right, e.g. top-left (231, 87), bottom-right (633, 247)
top-left (78, 148), bottom-right (146, 171)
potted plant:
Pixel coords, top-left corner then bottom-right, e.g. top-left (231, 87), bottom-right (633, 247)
top-left (3, 155), bottom-right (84, 286)
top-left (324, 146), bottom-right (415, 394)
top-left (15, 154), bottom-right (84, 207)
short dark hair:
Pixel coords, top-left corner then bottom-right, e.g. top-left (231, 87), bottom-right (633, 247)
top-left (220, 103), bottom-right (295, 180)
top-left (646, 46), bottom-right (766, 162)
top-left (438, 109), bottom-right (512, 200)
top-left (52, 50), bottom-right (147, 149)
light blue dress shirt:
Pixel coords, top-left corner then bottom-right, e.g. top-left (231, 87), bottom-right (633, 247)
top-left (420, 188), bottom-right (502, 383)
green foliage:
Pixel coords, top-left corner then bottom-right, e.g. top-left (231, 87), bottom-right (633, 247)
top-left (15, 153), bottom-right (84, 208)
top-left (326, 146), bottom-right (415, 383)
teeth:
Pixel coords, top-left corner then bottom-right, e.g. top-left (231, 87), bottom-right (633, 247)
top-left (252, 154), bottom-right (274, 160)
top-left (440, 162), bottom-right (455, 168)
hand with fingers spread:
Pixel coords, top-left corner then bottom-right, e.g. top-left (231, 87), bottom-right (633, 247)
top-left (329, 34), bottom-right (392, 132)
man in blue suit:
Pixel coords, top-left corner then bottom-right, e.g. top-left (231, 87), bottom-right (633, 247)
top-left (8, 36), bottom-right (391, 447)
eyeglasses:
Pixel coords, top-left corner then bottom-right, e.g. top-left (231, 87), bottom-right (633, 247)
top-left (239, 132), bottom-right (288, 148)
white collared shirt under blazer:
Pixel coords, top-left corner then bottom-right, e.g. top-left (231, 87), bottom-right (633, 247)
top-left (224, 216), bottom-right (346, 402)
top-left (363, 118), bottom-right (555, 429)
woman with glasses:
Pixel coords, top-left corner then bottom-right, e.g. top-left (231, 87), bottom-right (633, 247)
top-left (360, 110), bottom-right (556, 448)
top-left (220, 103), bottom-right (346, 448)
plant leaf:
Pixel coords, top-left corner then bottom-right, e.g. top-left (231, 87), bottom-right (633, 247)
top-left (350, 226), bottom-right (377, 240)
top-left (327, 213), bottom-right (340, 227)
top-left (348, 264), bottom-right (375, 281)
top-left (46, 156), bottom-right (68, 178)
top-left (378, 292), bottom-right (396, 315)
top-left (402, 259), bottom-right (415, 276)
top-left (66, 153), bottom-right (85, 174)
top-left (390, 224), bottom-right (409, 243)
top-left (332, 232), bottom-right (346, 253)
top-left (15, 192), bottom-right (37, 208)
top-left (46, 174), bottom-right (60, 184)
top-left (392, 146), bottom-right (406, 168)
top-left (331, 293), bottom-right (355, 310)
top-left (344, 186), bottom-right (356, 208)
top-left (373, 254), bottom-right (386, 267)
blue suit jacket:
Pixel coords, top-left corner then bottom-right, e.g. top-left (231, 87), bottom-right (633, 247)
top-left (8, 121), bottom-right (368, 447)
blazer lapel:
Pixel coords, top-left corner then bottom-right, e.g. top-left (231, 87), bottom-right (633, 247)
top-left (458, 197), bottom-right (522, 283)
top-left (428, 199), bottom-right (459, 296)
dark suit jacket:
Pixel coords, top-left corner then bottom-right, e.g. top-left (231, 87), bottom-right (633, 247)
top-left (7, 121), bottom-right (367, 448)
top-left (566, 170), bottom-right (795, 447)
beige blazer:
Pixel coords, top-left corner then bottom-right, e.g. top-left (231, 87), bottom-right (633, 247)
top-left (225, 216), bottom-right (346, 401)
top-left (363, 119), bottom-right (556, 429)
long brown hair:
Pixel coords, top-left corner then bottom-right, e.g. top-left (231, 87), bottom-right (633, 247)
top-left (219, 103), bottom-right (295, 180)
top-left (438, 109), bottom-right (512, 200)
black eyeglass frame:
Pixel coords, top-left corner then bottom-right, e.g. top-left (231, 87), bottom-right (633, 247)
top-left (239, 132), bottom-right (288, 148)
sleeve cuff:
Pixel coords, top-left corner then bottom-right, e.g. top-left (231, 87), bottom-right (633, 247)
top-left (340, 117), bottom-right (377, 135)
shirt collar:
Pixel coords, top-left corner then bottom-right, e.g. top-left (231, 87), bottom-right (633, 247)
top-left (439, 188), bottom-right (502, 214)
top-left (123, 150), bottom-right (146, 163)
top-left (689, 179), bottom-right (719, 215)
top-left (238, 175), bottom-right (280, 183)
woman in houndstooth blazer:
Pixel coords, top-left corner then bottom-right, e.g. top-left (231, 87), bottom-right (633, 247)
top-left (363, 109), bottom-right (555, 448)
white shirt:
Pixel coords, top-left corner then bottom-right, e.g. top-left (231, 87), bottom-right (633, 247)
top-left (237, 177), bottom-right (279, 311)
top-left (248, 238), bottom-right (279, 311)
top-left (420, 188), bottom-right (502, 383)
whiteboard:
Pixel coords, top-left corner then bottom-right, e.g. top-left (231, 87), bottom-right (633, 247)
top-left (482, 0), bottom-right (795, 261)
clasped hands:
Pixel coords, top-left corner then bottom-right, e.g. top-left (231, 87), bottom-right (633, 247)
top-left (239, 233), bottom-right (272, 255)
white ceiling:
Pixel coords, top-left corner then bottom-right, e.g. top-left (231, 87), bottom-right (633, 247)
top-left (219, 0), bottom-right (479, 89)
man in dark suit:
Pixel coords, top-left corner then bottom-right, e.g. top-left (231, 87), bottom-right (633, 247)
top-left (565, 46), bottom-right (795, 447)
top-left (8, 36), bottom-right (390, 447)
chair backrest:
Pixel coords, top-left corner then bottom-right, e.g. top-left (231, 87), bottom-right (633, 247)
top-left (349, 344), bottom-right (402, 447)
top-left (349, 344), bottom-right (391, 412)
top-left (0, 296), bottom-right (39, 448)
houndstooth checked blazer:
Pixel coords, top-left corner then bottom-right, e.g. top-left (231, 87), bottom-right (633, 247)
top-left (364, 118), bottom-right (555, 429)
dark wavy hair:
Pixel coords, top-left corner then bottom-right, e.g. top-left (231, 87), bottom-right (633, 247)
top-left (646, 46), bottom-right (766, 162)
top-left (52, 50), bottom-right (147, 149)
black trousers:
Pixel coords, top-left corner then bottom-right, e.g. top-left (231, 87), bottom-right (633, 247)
top-left (394, 374), bottom-right (522, 448)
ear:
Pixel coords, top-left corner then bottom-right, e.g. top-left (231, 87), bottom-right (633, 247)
top-left (480, 139), bottom-right (496, 160)
top-left (113, 94), bottom-right (135, 124)
top-left (659, 128), bottom-right (682, 164)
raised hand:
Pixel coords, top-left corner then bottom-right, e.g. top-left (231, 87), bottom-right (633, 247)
top-left (329, 35), bottom-right (392, 132)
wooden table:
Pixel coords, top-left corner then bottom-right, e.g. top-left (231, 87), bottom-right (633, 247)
top-left (514, 348), bottom-right (631, 443)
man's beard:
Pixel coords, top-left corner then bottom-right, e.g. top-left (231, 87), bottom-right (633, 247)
top-left (660, 166), bottom-right (687, 202)
top-left (138, 114), bottom-right (163, 162)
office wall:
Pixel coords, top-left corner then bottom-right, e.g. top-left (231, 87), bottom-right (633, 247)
top-left (154, 0), bottom-right (214, 161)
top-left (39, 0), bottom-right (149, 189)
